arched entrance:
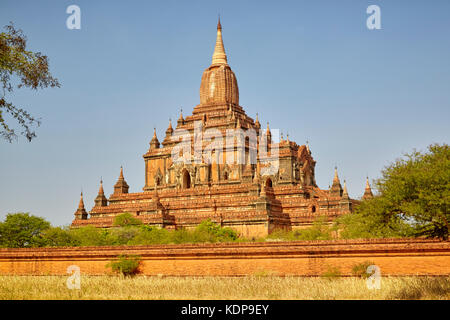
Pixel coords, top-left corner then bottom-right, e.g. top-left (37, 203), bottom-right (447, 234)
top-left (265, 178), bottom-right (272, 188)
top-left (182, 169), bottom-right (191, 189)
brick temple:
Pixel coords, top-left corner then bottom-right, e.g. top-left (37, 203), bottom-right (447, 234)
top-left (72, 20), bottom-right (373, 237)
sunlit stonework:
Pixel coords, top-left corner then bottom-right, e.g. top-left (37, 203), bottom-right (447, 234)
top-left (71, 20), bottom-right (371, 237)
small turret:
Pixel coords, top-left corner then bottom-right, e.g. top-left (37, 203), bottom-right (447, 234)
top-left (150, 128), bottom-right (160, 149)
top-left (342, 180), bottom-right (349, 199)
top-left (254, 113), bottom-right (261, 129)
top-left (113, 166), bottom-right (129, 194)
top-left (339, 179), bottom-right (352, 212)
top-left (177, 108), bottom-right (184, 127)
top-left (266, 122), bottom-right (272, 144)
top-left (330, 166), bottom-right (343, 197)
top-left (94, 179), bottom-right (108, 207)
top-left (74, 192), bottom-right (88, 220)
top-left (362, 176), bottom-right (374, 200)
top-left (165, 119), bottom-right (173, 136)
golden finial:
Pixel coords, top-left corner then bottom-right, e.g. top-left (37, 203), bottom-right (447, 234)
top-left (211, 16), bottom-right (227, 66)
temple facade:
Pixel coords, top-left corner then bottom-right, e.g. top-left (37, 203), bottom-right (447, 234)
top-left (71, 20), bottom-right (373, 237)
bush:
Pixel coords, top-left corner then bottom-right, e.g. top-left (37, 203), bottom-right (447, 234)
top-left (351, 261), bottom-right (376, 278)
top-left (107, 254), bottom-right (141, 276)
top-left (193, 219), bottom-right (238, 242)
top-left (113, 213), bottom-right (142, 227)
top-left (321, 266), bottom-right (342, 279)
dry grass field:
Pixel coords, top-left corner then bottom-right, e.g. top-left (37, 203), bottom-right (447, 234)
top-left (0, 275), bottom-right (449, 300)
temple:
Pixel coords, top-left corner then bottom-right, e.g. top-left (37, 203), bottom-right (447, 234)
top-left (71, 20), bottom-right (373, 237)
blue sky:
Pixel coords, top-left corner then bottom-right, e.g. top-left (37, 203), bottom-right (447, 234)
top-left (1, 0), bottom-right (449, 226)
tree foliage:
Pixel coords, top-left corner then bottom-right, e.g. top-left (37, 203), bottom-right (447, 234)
top-left (0, 213), bottom-right (241, 248)
top-left (0, 212), bottom-right (51, 247)
top-left (41, 226), bottom-right (80, 247)
top-left (337, 143), bottom-right (449, 240)
top-left (69, 225), bottom-right (109, 246)
top-left (0, 22), bottom-right (60, 142)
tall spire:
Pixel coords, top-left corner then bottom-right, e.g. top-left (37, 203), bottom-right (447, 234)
top-left (211, 17), bottom-right (228, 66)
top-left (199, 18), bottom-right (238, 106)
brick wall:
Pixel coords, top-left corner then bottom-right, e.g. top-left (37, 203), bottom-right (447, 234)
top-left (0, 238), bottom-right (449, 276)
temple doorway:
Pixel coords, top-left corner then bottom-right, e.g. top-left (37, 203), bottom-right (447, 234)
top-left (182, 169), bottom-right (191, 189)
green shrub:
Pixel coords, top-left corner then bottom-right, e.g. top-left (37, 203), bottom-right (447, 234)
top-left (321, 266), bottom-right (342, 279)
top-left (351, 261), bottom-right (376, 278)
top-left (113, 213), bottom-right (142, 227)
top-left (193, 219), bottom-right (238, 242)
top-left (107, 255), bottom-right (141, 276)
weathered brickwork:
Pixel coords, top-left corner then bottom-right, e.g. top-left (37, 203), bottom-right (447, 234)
top-left (70, 20), bottom-right (372, 237)
top-left (1, 239), bottom-right (449, 276)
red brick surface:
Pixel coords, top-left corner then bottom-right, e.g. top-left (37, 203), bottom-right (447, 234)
top-left (0, 238), bottom-right (449, 276)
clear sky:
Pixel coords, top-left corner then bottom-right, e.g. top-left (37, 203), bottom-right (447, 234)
top-left (1, 0), bottom-right (449, 226)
